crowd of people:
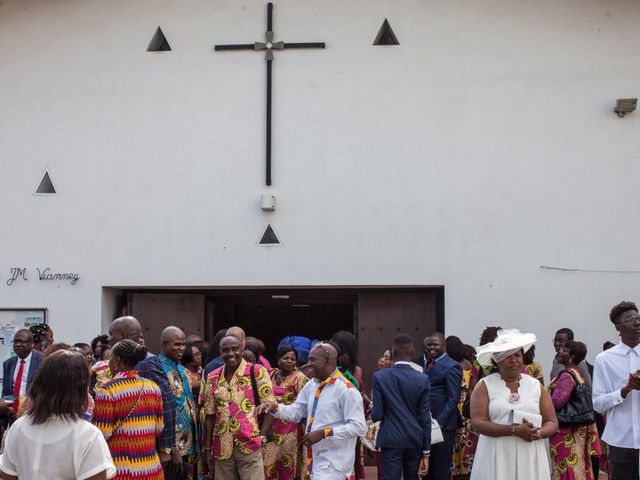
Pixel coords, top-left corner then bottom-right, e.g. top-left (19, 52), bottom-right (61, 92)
top-left (0, 299), bottom-right (637, 479)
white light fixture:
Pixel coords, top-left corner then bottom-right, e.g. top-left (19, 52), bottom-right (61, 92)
top-left (271, 295), bottom-right (290, 300)
top-left (261, 194), bottom-right (276, 211)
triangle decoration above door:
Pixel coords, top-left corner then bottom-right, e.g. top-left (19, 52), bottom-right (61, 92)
top-left (258, 224), bottom-right (281, 246)
top-left (35, 169), bottom-right (56, 194)
top-left (147, 26), bottom-right (172, 51)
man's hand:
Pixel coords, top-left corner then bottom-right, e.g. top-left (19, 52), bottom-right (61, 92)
top-left (256, 402), bottom-right (276, 415)
top-left (204, 449), bottom-right (215, 474)
top-left (418, 455), bottom-right (429, 477)
top-left (301, 429), bottom-right (325, 447)
top-left (622, 373), bottom-right (640, 398)
top-left (158, 449), bottom-right (171, 465)
top-left (168, 448), bottom-right (183, 473)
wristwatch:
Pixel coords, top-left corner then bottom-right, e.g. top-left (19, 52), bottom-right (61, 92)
top-left (159, 447), bottom-right (172, 455)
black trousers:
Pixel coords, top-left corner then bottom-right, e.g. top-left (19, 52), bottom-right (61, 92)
top-left (380, 447), bottom-right (422, 480)
top-left (163, 455), bottom-right (191, 480)
top-left (609, 445), bottom-right (640, 480)
top-left (425, 429), bottom-right (455, 480)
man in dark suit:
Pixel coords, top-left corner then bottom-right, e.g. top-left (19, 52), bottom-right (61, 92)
top-left (1, 329), bottom-right (43, 421)
top-left (423, 332), bottom-right (462, 480)
top-left (372, 334), bottom-right (431, 480)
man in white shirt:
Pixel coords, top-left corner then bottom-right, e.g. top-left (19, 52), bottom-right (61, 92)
top-left (258, 341), bottom-right (367, 480)
top-left (593, 300), bottom-right (640, 480)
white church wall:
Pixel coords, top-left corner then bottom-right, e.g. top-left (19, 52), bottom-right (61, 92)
top-left (1, 0), bottom-right (639, 372)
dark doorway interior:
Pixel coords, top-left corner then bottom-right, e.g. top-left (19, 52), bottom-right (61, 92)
top-left (214, 304), bottom-right (354, 365)
top-left (207, 290), bottom-right (357, 366)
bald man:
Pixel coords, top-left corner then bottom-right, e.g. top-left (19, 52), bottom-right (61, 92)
top-left (259, 342), bottom-right (366, 480)
top-left (157, 326), bottom-right (197, 480)
top-left (203, 326), bottom-right (246, 378)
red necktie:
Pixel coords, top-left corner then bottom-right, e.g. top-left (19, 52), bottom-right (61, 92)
top-left (13, 359), bottom-right (25, 397)
top-left (428, 359), bottom-right (435, 370)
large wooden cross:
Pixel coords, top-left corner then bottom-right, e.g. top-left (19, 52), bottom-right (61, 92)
top-left (214, 3), bottom-right (325, 186)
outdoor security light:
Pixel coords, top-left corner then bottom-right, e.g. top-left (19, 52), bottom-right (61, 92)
top-left (615, 98), bottom-right (637, 118)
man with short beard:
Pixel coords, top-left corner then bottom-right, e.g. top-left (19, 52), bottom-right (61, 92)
top-left (203, 334), bottom-right (275, 480)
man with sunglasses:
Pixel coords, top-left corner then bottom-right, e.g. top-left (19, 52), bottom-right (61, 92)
top-left (593, 301), bottom-right (640, 480)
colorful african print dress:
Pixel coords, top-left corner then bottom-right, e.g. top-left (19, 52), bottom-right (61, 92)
top-left (548, 369), bottom-right (601, 480)
top-left (452, 368), bottom-right (472, 476)
top-left (263, 369), bottom-right (309, 480)
top-left (93, 370), bottom-right (164, 480)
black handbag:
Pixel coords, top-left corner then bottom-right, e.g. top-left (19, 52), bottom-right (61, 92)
top-left (249, 364), bottom-right (275, 442)
top-left (555, 369), bottom-right (595, 427)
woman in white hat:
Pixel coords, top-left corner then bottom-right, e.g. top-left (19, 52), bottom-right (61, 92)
top-left (469, 329), bottom-right (558, 479)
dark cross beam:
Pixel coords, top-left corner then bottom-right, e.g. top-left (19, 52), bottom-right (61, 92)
top-left (214, 2), bottom-right (325, 186)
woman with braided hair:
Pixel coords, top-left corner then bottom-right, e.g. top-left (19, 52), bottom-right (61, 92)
top-left (92, 339), bottom-right (164, 480)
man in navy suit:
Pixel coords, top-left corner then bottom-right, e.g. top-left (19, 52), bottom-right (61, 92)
top-left (423, 332), bottom-right (462, 480)
top-left (372, 334), bottom-right (431, 480)
top-left (1, 329), bottom-right (43, 421)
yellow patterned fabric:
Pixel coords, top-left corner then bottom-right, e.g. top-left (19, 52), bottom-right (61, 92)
top-left (203, 359), bottom-right (275, 461)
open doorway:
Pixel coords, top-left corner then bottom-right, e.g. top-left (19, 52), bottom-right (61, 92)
top-left (206, 290), bottom-right (356, 366)
top-left (118, 286), bottom-right (444, 388)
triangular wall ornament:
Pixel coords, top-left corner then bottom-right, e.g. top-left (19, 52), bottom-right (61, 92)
top-left (35, 169), bottom-right (56, 194)
top-left (147, 26), bottom-right (172, 52)
top-left (373, 19), bottom-right (400, 46)
top-left (258, 224), bottom-right (281, 246)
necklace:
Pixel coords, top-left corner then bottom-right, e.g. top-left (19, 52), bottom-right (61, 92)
top-left (502, 374), bottom-right (521, 403)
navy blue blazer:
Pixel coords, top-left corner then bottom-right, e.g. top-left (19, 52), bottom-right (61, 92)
top-left (135, 354), bottom-right (176, 450)
top-left (2, 351), bottom-right (43, 397)
top-left (371, 363), bottom-right (431, 452)
top-left (426, 353), bottom-right (462, 431)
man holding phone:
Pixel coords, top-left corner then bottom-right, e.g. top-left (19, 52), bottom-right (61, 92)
top-left (593, 301), bottom-right (640, 480)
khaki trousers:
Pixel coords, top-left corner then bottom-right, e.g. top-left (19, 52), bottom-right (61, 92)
top-left (215, 446), bottom-right (264, 480)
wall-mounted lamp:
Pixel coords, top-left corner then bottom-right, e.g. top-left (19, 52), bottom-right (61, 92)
top-left (615, 98), bottom-right (637, 118)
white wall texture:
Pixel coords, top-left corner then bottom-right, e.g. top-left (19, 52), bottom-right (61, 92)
top-left (1, 0), bottom-right (639, 374)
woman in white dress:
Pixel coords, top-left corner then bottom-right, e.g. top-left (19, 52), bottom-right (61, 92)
top-left (470, 329), bottom-right (558, 480)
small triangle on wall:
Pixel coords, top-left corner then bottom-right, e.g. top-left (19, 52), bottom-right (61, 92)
top-left (147, 26), bottom-right (172, 52)
top-left (258, 224), bottom-right (281, 246)
top-left (35, 169), bottom-right (56, 194)
top-left (373, 19), bottom-right (400, 46)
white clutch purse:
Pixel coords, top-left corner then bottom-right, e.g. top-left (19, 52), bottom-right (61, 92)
top-left (509, 409), bottom-right (542, 428)
top-left (431, 417), bottom-right (444, 444)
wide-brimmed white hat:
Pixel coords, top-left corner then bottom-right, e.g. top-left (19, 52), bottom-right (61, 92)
top-left (476, 328), bottom-right (537, 367)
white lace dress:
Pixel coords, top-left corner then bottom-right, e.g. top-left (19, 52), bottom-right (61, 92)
top-left (470, 373), bottom-right (552, 480)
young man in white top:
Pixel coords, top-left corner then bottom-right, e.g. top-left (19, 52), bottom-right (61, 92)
top-left (258, 341), bottom-right (367, 480)
top-left (593, 300), bottom-right (640, 480)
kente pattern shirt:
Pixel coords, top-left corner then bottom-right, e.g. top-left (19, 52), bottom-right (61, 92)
top-left (92, 370), bottom-right (164, 480)
top-left (203, 359), bottom-right (275, 460)
top-left (158, 355), bottom-right (197, 456)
